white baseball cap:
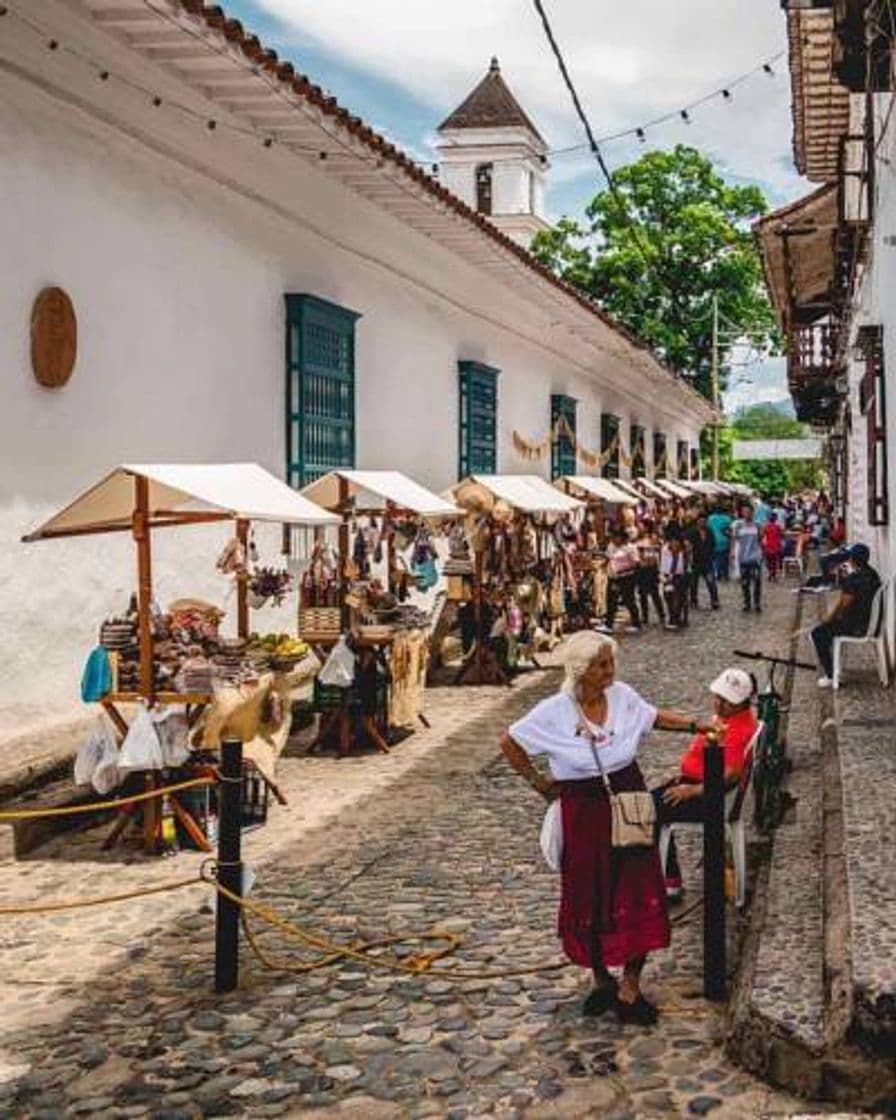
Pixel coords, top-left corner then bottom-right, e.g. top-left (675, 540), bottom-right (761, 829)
top-left (710, 668), bottom-right (754, 706)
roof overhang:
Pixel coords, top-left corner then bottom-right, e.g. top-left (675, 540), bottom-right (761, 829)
top-left (784, 1), bottom-right (851, 181)
top-left (754, 184), bottom-right (838, 330)
top-left (60, 0), bottom-right (713, 429)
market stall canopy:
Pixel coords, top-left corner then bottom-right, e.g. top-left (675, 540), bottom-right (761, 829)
top-left (453, 475), bottom-right (583, 515)
top-left (22, 463), bottom-right (339, 541)
top-left (557, 476), bottom-right (637, 506)
top-left (301, 469), bottom-right (460, 517)
top-left (631, 478), bottom-right (668, 500)
top-left (606, 479), bottom-right (643, 502)
top-left (654, 479), bottom-right (692, 500)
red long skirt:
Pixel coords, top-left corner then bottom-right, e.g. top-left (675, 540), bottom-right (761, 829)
top-left (558, 764), bottom-right (670, 968)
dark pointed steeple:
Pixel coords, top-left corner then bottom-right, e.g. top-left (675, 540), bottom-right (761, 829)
top-left (438, 58), bottom-right (544, 142)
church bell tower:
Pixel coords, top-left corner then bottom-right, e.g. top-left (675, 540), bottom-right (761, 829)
top-left (436, 58), bottom-right (550, 248)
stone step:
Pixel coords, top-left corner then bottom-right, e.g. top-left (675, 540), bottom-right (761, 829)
top-left (835, 680), bottom-right (896, 1060)
top-left (0, 774), bottom-right (105, 860)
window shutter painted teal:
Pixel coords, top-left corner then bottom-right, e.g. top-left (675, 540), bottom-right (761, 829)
top-left (653, 431), bottom-right (668, 478)
top-left (600, 413), bottom-right (620, 479)
top-left (285, 295), bottom-right (361, 488)
top-left (630, 423), bottom-right (646, 478)
top-left (458, 361), bottom-right (499, 478)
top-left (551, 394), bottom-right (577, 480)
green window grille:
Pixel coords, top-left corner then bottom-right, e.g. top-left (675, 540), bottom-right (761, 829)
top-left (551, 394), bottom-right (577, 480)
top-left (630, 423), bottom-right (646, 478)
top-left (653, 432), bottom-right (668, 478)
top-left (677, 440), bottom-right (689, 479)
top-left (600, 413), bottom-right (620, 479)
top-left (458, 361), bottom-right (499, 478)
top-left (285, 294), bottom-right (361, 488)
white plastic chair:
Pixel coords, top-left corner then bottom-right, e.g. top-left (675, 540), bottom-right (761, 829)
top-left (782, 534), bottom-right (806, 579)
top-left (832, 579), bottom-right (890, 690)
top-left (658, 721), bottom-right (764, 910)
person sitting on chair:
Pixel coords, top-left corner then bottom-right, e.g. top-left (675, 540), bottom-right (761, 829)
top-left (651, 668), bottom-right (757, 899)
top-left (812, 543), bottom-right (881, 689)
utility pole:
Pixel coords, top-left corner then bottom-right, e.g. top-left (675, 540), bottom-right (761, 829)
top-left (711, 293), bottom-right (721, 481)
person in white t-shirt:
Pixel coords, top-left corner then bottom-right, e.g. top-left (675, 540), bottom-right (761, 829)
top-left (500, 631), bottom-right (713, 1025)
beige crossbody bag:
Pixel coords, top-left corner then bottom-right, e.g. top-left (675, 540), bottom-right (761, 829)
top-left (578, 706), bottom-right (656, 849)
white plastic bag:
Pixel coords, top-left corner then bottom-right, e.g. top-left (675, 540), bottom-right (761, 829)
top-left (118, 706), bottom-right (165, 772)
top-left (74, 717), bottom-right (118, 788)
top-left (540, 799), bottom-right (563, 872)
top-left (152, 707), bottom-right (190, 768)
top-left (319, 636), bottom-right (356, 689)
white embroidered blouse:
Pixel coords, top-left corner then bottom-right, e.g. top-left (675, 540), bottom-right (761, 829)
top-left (508, 683), bottom-right (658, 781)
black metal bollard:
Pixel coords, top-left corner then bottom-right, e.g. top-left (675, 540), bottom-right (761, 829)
top-left (215, 738), bottom-right (243, 993)
top-left (703, 731), bottom-right (726, 1000)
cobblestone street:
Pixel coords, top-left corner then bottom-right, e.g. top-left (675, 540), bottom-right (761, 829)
top-left (0, 581), bottom-right (852, 1118)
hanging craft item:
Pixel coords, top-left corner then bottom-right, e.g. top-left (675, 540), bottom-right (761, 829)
top-left (512, 416), bottom-right (617, 471)
top-left (247, 566), bottom-right (293, 608)
top-left (411, 526), bottom-right (439, 591)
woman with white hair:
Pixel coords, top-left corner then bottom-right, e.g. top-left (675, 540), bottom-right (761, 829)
top-left (500, 630), bottom-right (713, 1024)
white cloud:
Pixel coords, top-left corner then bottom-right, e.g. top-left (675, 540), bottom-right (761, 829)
top-left (253, 0), bottom-right (808, 203)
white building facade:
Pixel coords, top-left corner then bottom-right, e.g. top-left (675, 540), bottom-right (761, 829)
top-left (0, 0), bottom-right (711, 741)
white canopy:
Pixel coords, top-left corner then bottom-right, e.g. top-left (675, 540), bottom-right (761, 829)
top-left (631, 478), bottom-right (668, 500)
top-left (606, 478), bottom-right (643, 502)
top-left (301, 470), bottom-right (460, 517)
top-left (654, 479), bottom-right (693, 500)
top-left (23, 463), bottom-right (338, 541)
top-left (455, 475), bottom-right (583, 515)
top-left (558, 476), bottom-right (637, 506)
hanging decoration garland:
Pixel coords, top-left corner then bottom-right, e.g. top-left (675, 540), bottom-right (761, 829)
top-left (512, 417), bottom-right (618, 470)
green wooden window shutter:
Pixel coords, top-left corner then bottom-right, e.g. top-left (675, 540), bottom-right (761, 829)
top-left (600, 413), bottom-right (620, 479)
top-left (630, 423), bottom-right (646, 478)
top-left (677, 440), bottom-right (689, 479)
top-left (285, 294), bottom-right (361, 488)
top-left (551, 394), bottom-right (577, 480)
top-left (653, 432), bottom-right (668, 478)
top-left (458, 361), bottom-right (499, 479)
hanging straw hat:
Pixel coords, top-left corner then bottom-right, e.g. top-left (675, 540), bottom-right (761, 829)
top-left (454, 480), bottom-right (495, 516)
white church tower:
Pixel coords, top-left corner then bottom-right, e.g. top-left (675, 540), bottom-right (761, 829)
top-left (436, 58), bottom-right (550, 248)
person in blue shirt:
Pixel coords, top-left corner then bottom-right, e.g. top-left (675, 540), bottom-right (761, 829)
top-left (706, 505), bottom-right (733, 582)
top-left (754, 498), bottom-right (771, 529)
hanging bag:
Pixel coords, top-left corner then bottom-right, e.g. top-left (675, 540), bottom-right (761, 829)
top-left (577, 705), bottom-right (655, 849)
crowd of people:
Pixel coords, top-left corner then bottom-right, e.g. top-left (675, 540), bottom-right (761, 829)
top-left (579, 489), bottom-right (838, 634)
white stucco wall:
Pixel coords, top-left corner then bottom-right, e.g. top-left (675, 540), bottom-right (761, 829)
top-left (0, 31), bottom-right (704, 742)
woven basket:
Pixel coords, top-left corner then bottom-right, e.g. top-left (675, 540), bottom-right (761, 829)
top-left (299, 606), bottom-right (341, 638)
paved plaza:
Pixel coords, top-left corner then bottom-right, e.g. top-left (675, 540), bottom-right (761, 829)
top-left (0, 581), bottom-right (865, 1118)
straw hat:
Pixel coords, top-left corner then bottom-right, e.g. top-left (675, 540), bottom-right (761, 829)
top-left (454, 480), bottom-right (495, 515)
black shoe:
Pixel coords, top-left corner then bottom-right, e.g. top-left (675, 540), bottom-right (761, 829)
top-left (742, 605), bottom-right (751, 612)
top-left (754, 605), bottom-right (762, 613)
top-left (583, 980), bottom-right (619, 1017)
top-left (711, 601), bottom-right (720, 610)
top-left (614, 993), bottom-right (659, 1026)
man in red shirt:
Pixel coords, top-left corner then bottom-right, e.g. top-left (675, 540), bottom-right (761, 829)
top-left (651, 668), bottom-right (758, 898)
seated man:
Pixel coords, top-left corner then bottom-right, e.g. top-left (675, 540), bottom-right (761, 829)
top-left (652, 668), bottom-right (757, 899)
top-left (812, 543), bottom-right (882, 688)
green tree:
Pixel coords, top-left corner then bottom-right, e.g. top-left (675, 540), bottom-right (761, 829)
top-left (700, 405), bottom-right (825, 496)
top-left (532, 145), bottom-right (778, 399)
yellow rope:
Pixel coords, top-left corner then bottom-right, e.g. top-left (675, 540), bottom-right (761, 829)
top-left (207, 873), bottom-right (569, 981)
top-left (0, 777), bottom-right (213, 822)
top-left (0, 875), bottom-right (201, 915)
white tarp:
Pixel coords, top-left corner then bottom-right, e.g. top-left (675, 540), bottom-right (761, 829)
top-left (301, 470), bottom-right (460, 517)
top-left (606, 479), bottom-right (643, 501)
top-left (23, 463), bottom-right (338, 541)
top-left (631, 478), bottom-right (668, 499)
top-left (654, 479), bottom-right (692, 500)
top-left (558, 476), bottom-right (638, 506)
top-left (456, 475), bottom-right (583, 514)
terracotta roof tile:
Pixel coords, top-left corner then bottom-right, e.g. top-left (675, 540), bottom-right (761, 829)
top-left (438, 57), bottom-right (544, 142)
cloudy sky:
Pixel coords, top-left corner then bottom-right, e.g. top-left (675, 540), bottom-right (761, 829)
top-left (225, 0), bottom-right (809, 409)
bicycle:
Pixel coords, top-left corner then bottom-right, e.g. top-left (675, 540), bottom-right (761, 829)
top-left (733, 649), bottom-right (815, 832)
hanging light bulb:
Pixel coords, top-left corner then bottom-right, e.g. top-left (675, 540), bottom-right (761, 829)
top-left (680, 109), bottom-right (690, 124)
top-left (722, 88), bottom-right (732, 100)
top-left (636, 127), bottom-right (646, 143)
top-left (763, 62), bottom-right (774, 75)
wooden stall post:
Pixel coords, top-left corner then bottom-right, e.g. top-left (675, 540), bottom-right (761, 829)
top-left (236, 518), bottom-right (250, 641)
top-left (338, 475), bottom-right (350, 631)
top-left (132, 474), bottom-right (155, 705)
top-left (215, 737), bottom-right (243, 993)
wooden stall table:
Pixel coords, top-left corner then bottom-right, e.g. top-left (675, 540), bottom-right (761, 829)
top-left (309, 632), bottom-right (395, 756)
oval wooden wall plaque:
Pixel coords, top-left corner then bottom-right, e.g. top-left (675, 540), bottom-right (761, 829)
top-left (30, 287), bottom-right (77, 388)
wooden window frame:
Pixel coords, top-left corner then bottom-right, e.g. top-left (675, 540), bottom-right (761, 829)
top-left (284, 294), bottom-right (361, 489)
top-left (551, 394), bottom-right (577, 481)
top-left (458, 361), bottom-right (499, 479)
top-left (857, 324), bottom-right (889, 526)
